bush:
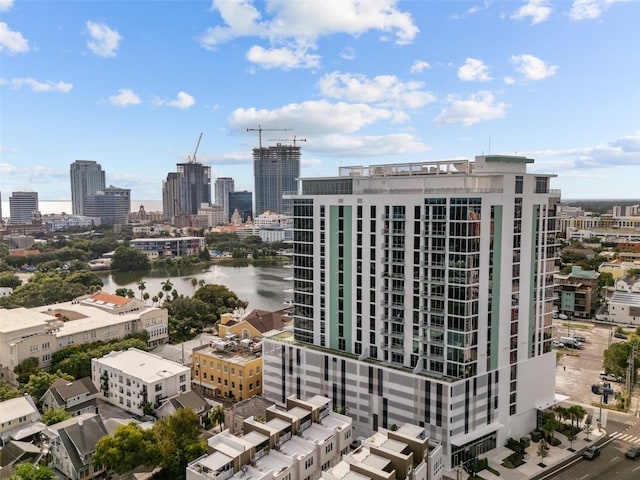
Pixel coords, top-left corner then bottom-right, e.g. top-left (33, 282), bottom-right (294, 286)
top-left (506, 438), bottom-right (525, 454)
top-left (549, 437), bottom-right (561, 447)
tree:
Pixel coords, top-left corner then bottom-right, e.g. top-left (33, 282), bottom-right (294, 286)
top-left (161, 279), bottom-right (173, 294)
top-left (41, 407), bottom-right (72, 425)
top-left (0, 272), bottom-right (21, 289)
top-left (537, 439), bottom-right (549, 467)
top-left (94, 422), bottom-right (159, 475)
top-left (115, 287), bottom-right (129, 297)
top-left (14, 357), bottom-right (40, 384)
top-left (604, 340), bottom-right (639, 379)
top-left (0, 380), bottom-right (19, 401)
top-left (9, 463), bottom-right (54, 480)
top-left (21, 370), bottom-right (74, 403)
top-left (191, 277), bottom-right (198, 294)
top-left (153, 409), bottom-right (207, 479)
top-left (599, 272), bottom-right (614, 287)
top-left (210, 404), bottom-right (225, 430)
top-left (567, 405), bottom-right (586, 433)
top-left (137, 279), bottom-right (146, 299)
top-left (111, 246), bottom-right (150, 272)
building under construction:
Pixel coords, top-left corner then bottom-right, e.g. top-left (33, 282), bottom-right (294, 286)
top-left (253, 143), bottom-right (301, 217)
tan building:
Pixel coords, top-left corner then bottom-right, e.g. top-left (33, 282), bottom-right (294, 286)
top-left (217, 308), bottom-right (292, 339)
top-left (0, 291), bottom-right (168, 382)
top-left (191, 340), bottom-right (263, 401)
top-left (553, 266), bottom-right (600, 320)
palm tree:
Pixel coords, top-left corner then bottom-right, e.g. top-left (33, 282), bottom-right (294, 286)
top-left (191, 277), bottom-right (198, 295)
top-left (199, 279), bottom-right (205, 288)
top-left (210, 405), bottom-right (225, 431)
top-left (161, 279), bottom-right (173, 294)
top-left (137, 280), bottom-right (146, 300)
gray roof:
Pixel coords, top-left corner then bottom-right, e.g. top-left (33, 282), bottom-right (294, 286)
top-left (55, 414), bottom-right (108, 472)
top-left (46, 377), bottom-right (98, 404)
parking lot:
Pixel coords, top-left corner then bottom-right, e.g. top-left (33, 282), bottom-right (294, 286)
top-left (553, 320), bottom-right (636, 412)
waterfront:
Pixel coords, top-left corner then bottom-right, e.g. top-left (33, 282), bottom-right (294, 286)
top-left (96, 264), bottom-right (292, 312)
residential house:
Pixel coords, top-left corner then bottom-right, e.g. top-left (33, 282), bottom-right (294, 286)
top-left (156, 390), bottom-right (213, 427)
top-left (40, 377), bottom-right (99, 417)
top-left (0, 396), bottom-right (44, 444)
top-left (45, 413), bottom-right (108, 480)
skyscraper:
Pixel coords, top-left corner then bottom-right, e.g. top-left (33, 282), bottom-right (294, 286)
top-left (262, 156), bottom-right (561, 470)
top-left (9, 191), bottom-right (39, 225)
top-left (228, 191), bottom-right (252, 223)
top-left (162, 161), bottom-right (211, 221)
top-left (70, 160), bottom-right (106, 215)
top-left (253, 143), bottom-right (300, 216)
top-left (85, 186), bottom-right (131, 226)
top-left (215, 177), bottom-right (235, 223)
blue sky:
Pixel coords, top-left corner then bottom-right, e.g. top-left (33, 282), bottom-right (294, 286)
top-left (1, 0), bottom-right (639, 204)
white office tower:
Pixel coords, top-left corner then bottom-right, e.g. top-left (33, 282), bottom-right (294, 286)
top-left (261, 156), bottom-right (561, 470)
top-left (8, 191), bottom-right (39, 224)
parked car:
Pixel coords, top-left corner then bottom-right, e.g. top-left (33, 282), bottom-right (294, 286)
top-left (599, 372), bottom-right (621, 383)
top-left (591, 384), bottom-right (603, 395)
top-left (552, 340), bottom-right (565, 348)
top-left (583, 445), bottom-right (601, 459)
top-left (614, 331), bottom-right (628, 339)
top-left (625, 445), bottom-right (640, 459)
top-left (573, 335), bottom-right (587, 343)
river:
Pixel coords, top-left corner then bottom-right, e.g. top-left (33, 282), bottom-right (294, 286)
top-left (96, 264), bottom-right (293, 312)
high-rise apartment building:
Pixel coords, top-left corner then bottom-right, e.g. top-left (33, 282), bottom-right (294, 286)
top-left (85, 186), bottom-right (131, 226)
top-left (162, 161), bottom-right (211, 221)
top-left (9, 191), bottom-right (39, 225)
top-left (253, 143), bottom-right (300, 216)
top-left (70, 160), bottom-right (106, 215)
top-left (262, 156), bottom-right (561, 470)
top-left (215, 177), bottom-right (235, 223)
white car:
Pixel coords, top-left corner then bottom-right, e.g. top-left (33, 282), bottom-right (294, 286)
top-left (552, 340), bottom-right (565, 348)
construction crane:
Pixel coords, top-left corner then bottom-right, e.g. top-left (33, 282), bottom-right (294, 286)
top-left (188, 132), bottom-right (203, 163)
top-left (268, 136), bottom-right (307, 147)
top-left (247, 125), bottom-right (290, 148)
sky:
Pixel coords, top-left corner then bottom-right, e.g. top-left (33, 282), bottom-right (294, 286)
top-left (1, 0), bottom-right (639, 205)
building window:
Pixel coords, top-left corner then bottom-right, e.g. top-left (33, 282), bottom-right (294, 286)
top-left (179, 374), bottom-right (186, 382)
top-left (155, 384), bottom-right (162, 392)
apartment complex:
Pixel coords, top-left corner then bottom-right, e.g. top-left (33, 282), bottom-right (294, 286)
top-left (0, 292), bottom-right (169, 377)
top-left (91, 348), bottom-right (191, 415)
top-left (262, 156), bottom-right (561, 469)
top-left (70, 160), bottom-right (105, 216)
top-left (253, 144), bottom-right (301, 216)
top-left (8, 191), bottom-right (39, 225)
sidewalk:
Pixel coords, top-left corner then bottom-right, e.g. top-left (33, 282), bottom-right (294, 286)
top-left (447, 427), bottom-right (607, 480)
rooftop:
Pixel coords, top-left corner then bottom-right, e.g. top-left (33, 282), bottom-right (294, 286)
top-left (95, 348), bottom-right (189, 383)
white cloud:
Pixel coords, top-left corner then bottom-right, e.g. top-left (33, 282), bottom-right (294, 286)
top-left (458, 58), bottom-right (492, 82)
top-left (86, 21), bottom-right (122, 57)
top-left (569, 0), bottom-right (624, 21)
top-left (200, 0), bottom-right (418, 69)
top-left (246, 45), bottom-right (320, 69)
top-left (527, 131), bottom-right (640, 170)
top-left (3, 77), bottom-right (73, 92)
top-left (309, 133), bottom-right (429, 157)
top-left (0, 0), bottom-right (14, 12)
top-left (434, 91), bottom-right (508, 126)
top-left (0, 162), bottom-right (18, 173)
top-left (503, 76), bottom-right (516, 85)
top-left (154, 91), bottom-right (196, 109)
top-left (340, 47), bottom-right (356, 61)
top-left (410, 60), bottom-right (430, 74)
top-left (511, 54), bottom-right (558, 80)
top-left (228, 100), bottom-right (402, 136)
top-left (467, 1), bottom-right (493, 15)
top-left (0, 22), bottom-right (29, 54)
top-left (317, 72), bottom-right (436, 109)
top-left (108, 88), bottom-right (141, 107)
top-left (511, 0), bottom-right (553, 24)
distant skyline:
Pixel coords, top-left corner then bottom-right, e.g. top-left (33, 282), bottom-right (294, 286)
top-left (1, 0), bottom-right (639, 200)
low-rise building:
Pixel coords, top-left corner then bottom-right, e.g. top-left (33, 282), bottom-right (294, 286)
top-left (44, 413), bottom-right (108, 480)
top-left (129, 236), bottom-right (205, 259)
top-left (192, 339), bottom-right (263, 400)
top-left (554, 266), bottom-right (600, 319)
top-left (0, 291), bottom-right (169, 380)
top-left (41, 377), bottom-right (99, 417)
top-left (599, 260), bottom-right (640, 280)
top-left (607, 276), bottom-right (640, 325)
top-left (91, 348), bottom-right (191, 416)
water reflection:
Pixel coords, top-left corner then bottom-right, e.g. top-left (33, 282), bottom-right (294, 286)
top-left (97, 264), bottom-right (292, 312)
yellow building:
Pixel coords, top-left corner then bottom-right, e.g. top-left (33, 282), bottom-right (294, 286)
top-left (192, 341), bottom-right (262, 401)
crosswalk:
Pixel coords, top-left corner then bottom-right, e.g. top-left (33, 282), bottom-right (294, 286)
top-left (609, 431), bottom-right (640, 445)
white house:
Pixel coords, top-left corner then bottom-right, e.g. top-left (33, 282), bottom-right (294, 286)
top-left (0, 395), bottom-right (44, 443)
